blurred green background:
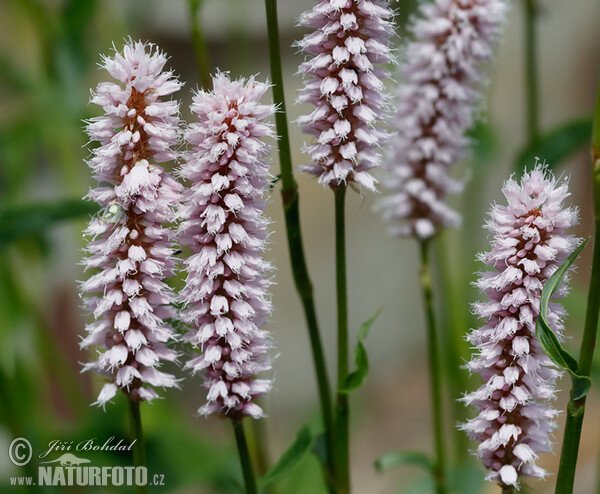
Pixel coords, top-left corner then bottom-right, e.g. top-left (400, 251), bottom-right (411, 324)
top-left (1, 0), bottom-right (600, 493)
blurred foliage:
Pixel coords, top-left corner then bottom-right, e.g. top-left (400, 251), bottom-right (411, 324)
top-left (0, 0), bottom-right (598, 493)
top-left (515, 116), bottom-right (593, 174)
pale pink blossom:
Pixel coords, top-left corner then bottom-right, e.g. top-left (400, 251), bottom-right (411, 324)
top-left (462, 165), bottom-right (579, 488)
top-left (81, 40), bottom-right (182, 407)
top-left (296, 0), bottom-right (394, 191)
top-left (179, 74), bottom-right (275, 419)
top-left (381, 0), bottom-right (506, 238)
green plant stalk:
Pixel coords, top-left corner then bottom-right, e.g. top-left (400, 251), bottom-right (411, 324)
top-left (188, 0), bottom-right (211, 89)
top-left (419, 240), bottom-right (447, 494)
top-left (233, 419), bottom-right (258, 494)
top-left (334, 185), bottom-right (350, 494)
top-left (524, 0), bottom-right (540, 147)
top-left (554, 78), bottom-right (600, 494)
top-left (249, 412), bottom-right (277, 494)
top-left (435, 233), bottom-right (470, 464)
top-left (128, 399), bottom-right (148, 494)
top-left (263, 0), bottom-right (335, 479)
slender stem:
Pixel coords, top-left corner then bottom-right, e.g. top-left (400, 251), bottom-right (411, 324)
top-left (263, 0), bottom-right (335, 481)
top-left (127, 399), bottom-right (148, 494)
top-left (524, 0), bottom-right (540, 147)
top-left (250, 413), bottom-right (277, 494)
top-left (435, 234), bottom-right (470, 464)
top-left (334, 185), bottom-right (350, 494)
top-left (419, 240), bottom-right (447, 494)
top-left (233, 419), bottom-right (258, 494)
top-left (188, 0), bottom-right (211, 89)
top-left (554, 77), bottom-right (600, 494)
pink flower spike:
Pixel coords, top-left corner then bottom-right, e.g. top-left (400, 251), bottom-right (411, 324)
top-left (179, 73), bottom-right (275, 420)
top-left (381, 0), bottom-right (507, 238)
top-left (462, 164), bottom-right (580, 489)
top-left (296, 0), bottom-right (394, 192)
top-left (80, 40), bottom-right (182, 407)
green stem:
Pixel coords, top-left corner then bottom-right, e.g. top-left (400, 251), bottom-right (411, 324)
top-left (188, 0), bottom-right (211, 88)
top-left (419, 240), bottom-right (447, 494)
top-left (250, 413), bottom-right (277, 494)
top-left (263, 0), bottom-right (335, 481)
top-left (334, 185), bottom-right (350, 494)
top-left (554, 77), bottom-right (600, 494)
top-left (127, 399), bottom-right (148, 494)
top-left (233, 419), bottom-right (258, 494)
top-left (435, 234), bottom-right (470, 464)
top-left (524, 0), bottom-right (540, 147)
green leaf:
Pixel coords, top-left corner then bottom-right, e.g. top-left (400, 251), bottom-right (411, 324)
top-left (515, 117), bottom-right (593, 174)
top-left (536, 239), bottom-right (591, 400)
top-left (340, 308), bottom-right (382, 393)
top-left (0, 199), bottom-right (99, 248)
top-left (375, 450), bottom-right (433, 473)
top-left (259, 426), bottom-right (314, 487)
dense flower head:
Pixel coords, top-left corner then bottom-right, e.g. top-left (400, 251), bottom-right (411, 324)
top-left (179, 73), bottom-right (275, 419)
top-left (462, 165), bottom-right (579, 489)
top-left (80, 40), bottom-right (183, 407)
top-left (381, 0), bottom-right (506, 238)
top-left (296, 0), bottom-right (394, 192)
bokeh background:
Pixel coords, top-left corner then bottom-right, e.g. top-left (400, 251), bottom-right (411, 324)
top-left (1, 0), bottom-right (600, 492)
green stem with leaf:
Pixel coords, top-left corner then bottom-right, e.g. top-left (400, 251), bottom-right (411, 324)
top-left (127, 399), bottom-right (148, 494)
top-left (554, 76), bottom-right (600, 494)
top-left (263, 0), bottom-right (335, 482)
top-left (188, 0), bottom-right (211, 88)
top-left (419, 240), bottom-right (447, 494)
top-left (334, 185), bottom-right (350, 494)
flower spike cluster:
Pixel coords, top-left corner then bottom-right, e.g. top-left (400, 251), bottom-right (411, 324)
top-left (179, 74), bottom-right (275, 419)
top-left (381, 0), bottom-right (506, 238)
top-left (463, 165), bottom-right (579, 489)
top-left (81, 40), bottom-right (182, 407)
top-left (297, 0), bottom-right (394, 192)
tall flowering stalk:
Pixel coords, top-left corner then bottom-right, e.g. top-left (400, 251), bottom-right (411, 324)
top-left (80, 40), bottom-right (182, 480)
top-left (463, 165), bottom-right (579, 490)
top-left (381, 0), bottom-right (506, 238)
top-left (178, 74), bottom-right (275, 494)
top-left (379, 0), bottom-right (506, 483)
top-left (297, 1), bottom-right (393, 491)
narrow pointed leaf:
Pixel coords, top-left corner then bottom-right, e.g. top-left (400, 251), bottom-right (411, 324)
top-left (535, 239), bottom-right (591, 400)
top-left (258, 426), bottom-right (314, 487)
top-left (340, 308), bottom-right (382, 393)
top-left (375, 450), bottom-right (434, 473)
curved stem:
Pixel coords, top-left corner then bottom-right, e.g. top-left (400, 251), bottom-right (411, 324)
top-left (188, 0), bottom-right (211, 89)
top-left (554, 75), bottom-right (600, 494)
top-left (263, 0), bottom-right (335, 482)
top-left (233, 419), bottom-right (258, 494)
top-left (334, 185), bottom-right (350, 494)
top-left (127, 399), bottom-right (148, 494)
top-left (524, 0), bottom-right (540, 147)
top-left (419, 240), bottom-right (447, 494)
